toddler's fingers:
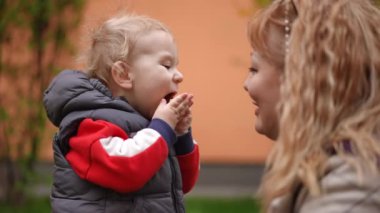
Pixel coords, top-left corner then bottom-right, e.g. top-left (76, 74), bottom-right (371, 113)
top-left (159, 99), bottom-right (167, 105)
top-left (182, 113), bottom-right (192, 122)
top-left (176, 98), bottom-right (192, 116)
top-left (185, 95), bottom-right (194, 108)
top-left (181, 94), bottom-right (194, 108)
top-left (170, 93), bottom-right (188, 108)
top-left (182, 108), bottom-right (191, 117)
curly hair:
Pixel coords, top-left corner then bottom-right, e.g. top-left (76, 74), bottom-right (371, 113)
top-left (247, 0), bottom-right (297, 69)
top-left (259, 0), bottom-right (380, 211)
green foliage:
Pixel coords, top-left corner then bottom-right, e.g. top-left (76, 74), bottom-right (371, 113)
top-left (0, 1), bottom-right (20, 39)
top-left (185, 197), bottom-right (261, 213)
top-left (0, 197), bottom-right (50, 213)
top-left (0, 107), bottom-right (8, 121)
top-left (0, 196), bottom-right (261, 213)
top-left (0, 0), bottom-right (85, 205)
top-left (254, 0), bottom-right (272, 7)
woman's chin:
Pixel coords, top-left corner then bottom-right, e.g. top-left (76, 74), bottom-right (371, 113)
top-left (255, 124), bottom-right (277, 140)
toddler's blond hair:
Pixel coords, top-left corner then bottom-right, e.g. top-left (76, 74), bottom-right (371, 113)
top-left (83, 15), bottom-right (171, 84)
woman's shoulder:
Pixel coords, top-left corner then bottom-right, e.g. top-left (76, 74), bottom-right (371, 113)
top-left (297, 156), bottom-right (380, 213)
top-left (321, 156), bottom-right (379, 189)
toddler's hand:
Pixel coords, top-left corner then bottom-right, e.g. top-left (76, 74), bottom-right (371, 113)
top-left (175, 95), bottom-right (193, 135)
top-left (152, 93), bottom-right (193, 129)
top-left (175, 109), bottom-right (192, 136)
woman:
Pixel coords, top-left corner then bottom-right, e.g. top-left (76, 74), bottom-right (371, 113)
top-left (244, 0), bottom-right (380, 212)
top-left (244, 0), bottom-right (297, 140)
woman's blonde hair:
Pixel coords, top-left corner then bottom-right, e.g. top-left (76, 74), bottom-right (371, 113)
top-left (81, 15), bottom-right (171, 84)
top-left (247, 0), bottom-right (297, 69)
top-left (260, 0), bottom-right (380, 211)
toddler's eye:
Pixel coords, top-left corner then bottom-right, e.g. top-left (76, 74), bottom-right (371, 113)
top-left (162, 65), bottom-right (171, 69)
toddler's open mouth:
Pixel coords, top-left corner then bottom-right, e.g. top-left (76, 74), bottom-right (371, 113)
top-left (164, 92), bottom-right (177, 103)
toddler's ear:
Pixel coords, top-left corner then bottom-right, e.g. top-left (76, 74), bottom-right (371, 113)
top-left (111, 61), bottom-right (133, 89)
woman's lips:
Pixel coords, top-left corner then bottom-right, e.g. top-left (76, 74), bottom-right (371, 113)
top-left (253, 101), bottom-right (259, 115)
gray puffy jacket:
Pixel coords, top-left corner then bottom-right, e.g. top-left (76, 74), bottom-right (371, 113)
top-left (43, 70), bottom-right (186, 213)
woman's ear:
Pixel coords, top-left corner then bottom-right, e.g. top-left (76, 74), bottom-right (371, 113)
top-left (111, 61), bottom-right (133, 89)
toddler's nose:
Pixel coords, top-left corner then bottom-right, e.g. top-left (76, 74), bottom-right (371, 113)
top-left (173, 70), bottom-right (183, 83)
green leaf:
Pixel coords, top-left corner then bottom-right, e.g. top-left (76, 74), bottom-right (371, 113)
top-left (0, 106), bottom-right (8, 121)
top-left (255, 0), bottom-right (272, 7)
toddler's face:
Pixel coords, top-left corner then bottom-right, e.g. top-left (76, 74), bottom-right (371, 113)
top-left (244, 52), bottom-right (281, 140)
top-left (128, 30), bottom-right (183, 119)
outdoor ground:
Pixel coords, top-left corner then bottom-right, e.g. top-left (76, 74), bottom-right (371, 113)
top-left (0, 163), bottom-right (264, 212)
top-left (0, 197), bottom-right (261, 213)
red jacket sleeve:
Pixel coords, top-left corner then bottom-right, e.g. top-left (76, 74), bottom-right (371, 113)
top-left (66, 118), bottom-right (169, 193)
top-left (177, 144), bottom-right (200, 194)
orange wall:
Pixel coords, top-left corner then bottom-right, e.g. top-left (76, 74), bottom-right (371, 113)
top-left (43, 0), bottom-right (273, 164)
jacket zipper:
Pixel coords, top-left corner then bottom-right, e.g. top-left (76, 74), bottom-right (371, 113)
top-left (169, 155), bottom-right (180, 213)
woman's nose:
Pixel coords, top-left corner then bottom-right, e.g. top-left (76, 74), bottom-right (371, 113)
top-left (243, 79), bottom-right (249, 91)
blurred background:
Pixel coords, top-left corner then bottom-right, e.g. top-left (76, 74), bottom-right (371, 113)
top-left (0, 0), bottom-right (271, 212)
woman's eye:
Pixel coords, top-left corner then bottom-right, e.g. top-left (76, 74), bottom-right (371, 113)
top-left (163, 65), bottom-right (171, 69)
top-left (249, 67), bottom-right (258, 74)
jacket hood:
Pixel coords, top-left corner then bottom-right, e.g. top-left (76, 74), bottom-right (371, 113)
top-left (43, 70), bottom-right (135, 127)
